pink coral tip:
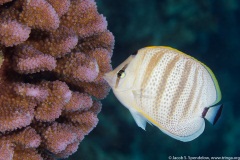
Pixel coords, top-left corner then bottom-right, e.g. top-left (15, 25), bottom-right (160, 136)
top-left (0, 20), bottom-right (31, 47)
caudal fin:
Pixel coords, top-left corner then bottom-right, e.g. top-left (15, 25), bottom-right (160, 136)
top-left (202, 104), bottom-right (223, 125)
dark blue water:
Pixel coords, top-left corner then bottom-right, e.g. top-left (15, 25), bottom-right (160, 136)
top-left (68, 0), bottom-right (240, 159)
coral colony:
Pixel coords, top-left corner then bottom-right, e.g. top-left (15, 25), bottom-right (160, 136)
top-left (0, 0), bottom-right (114, 159)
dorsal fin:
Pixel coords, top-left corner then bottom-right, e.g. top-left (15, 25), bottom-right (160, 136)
top-left (202, 64), bottom-right (222, 105)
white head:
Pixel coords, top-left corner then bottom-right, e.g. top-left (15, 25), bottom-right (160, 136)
top-left (103, 55), bottom-right (138, 108)
top-left (103, 55), bottom-right (136, 91)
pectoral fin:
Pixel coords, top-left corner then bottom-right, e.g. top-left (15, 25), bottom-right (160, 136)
top-left (129, 108), bottom-right (147, 130)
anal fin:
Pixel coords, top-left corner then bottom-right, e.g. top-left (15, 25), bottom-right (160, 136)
top-left (202, 104), bottom-right (223, 125)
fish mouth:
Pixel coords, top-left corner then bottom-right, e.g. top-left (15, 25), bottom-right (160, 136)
top-left (103, 72), bottom-right (114, 88)
top-left (103, 73), bottom-right (111, 84)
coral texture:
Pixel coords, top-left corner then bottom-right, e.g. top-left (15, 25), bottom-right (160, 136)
top-left (0, 0), bottom-right (114, 159)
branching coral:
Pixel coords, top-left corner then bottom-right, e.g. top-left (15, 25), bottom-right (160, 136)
top-left (0, 0), bottom-right (114, 159)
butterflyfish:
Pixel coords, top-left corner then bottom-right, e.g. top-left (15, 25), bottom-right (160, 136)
top-left (104, 46), bottom-right (223, 142)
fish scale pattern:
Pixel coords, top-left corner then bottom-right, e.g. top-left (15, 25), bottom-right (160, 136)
top-left (134, 47), bottom-right (217, 140)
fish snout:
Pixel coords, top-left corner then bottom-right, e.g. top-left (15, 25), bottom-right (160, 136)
top-left (103, 72), bottom-right (115, 88)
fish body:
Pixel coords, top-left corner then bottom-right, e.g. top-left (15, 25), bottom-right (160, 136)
top-left (104, 46), bottom-right (222, 142)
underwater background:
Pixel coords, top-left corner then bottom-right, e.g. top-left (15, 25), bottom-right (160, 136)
top-left (68, 0), bottom-right (240, 159)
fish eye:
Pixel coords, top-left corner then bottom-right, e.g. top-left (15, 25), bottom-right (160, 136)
top-left (117, 70), bottom-right (126, 79)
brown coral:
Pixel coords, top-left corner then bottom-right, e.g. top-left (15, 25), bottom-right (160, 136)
top-left (0, 0), bottom-right (114, 159)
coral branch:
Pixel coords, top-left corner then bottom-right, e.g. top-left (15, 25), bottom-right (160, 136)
top-left (64, 109), bottom-right (100, 135)
top-left (20, 0), bottom-right (60, 31)
top-left (55, 52), bottom-right (99, 82)
top-left (13, 146), bottom-right (43, 160)
top-left (11, 127), bottom-right (41, 148)
top-left (27, 26), bottom-right (78, 58)
top-left (77, 30), bottom-right (114, 53)
top-left (41, 123), bottom-right (78, 154)
top-left (46, 0), bottom-right (70, 17)
top-left (35, 81), bottom-right (72, 122)
top-left (55, 141), bottom-right (79, 158)
top-left (64, 92), bottom-right (93, 112)
top-left (61, 0), bottom-right (107, 38)
top-left (13, 82), bottom-right (49, 102)
top-left (0, 139), bottom-right (14, 160)
top-left (13, 45), bottom-right (57, 73)
top-left (78, 80), bottom-right (111, 99)
top-left (90, 100), bottom-right (102, 115)
top-left (0, 88), bottom-right (36, 132)
top-left (0, 20), bottom-right (31, 47)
